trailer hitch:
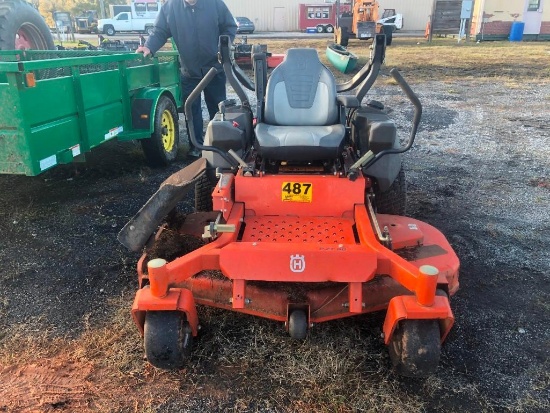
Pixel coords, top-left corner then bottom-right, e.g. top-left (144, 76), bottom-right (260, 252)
top-left (347, 68), bottom-right (422, 180)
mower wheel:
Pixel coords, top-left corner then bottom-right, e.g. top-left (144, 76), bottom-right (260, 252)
top-left (288, 310), bottom-right (308, 340)
top-left (195, 170), bottom-right (217, 212)
top-left (388, 319), bottom-right (441, 378)
top-left (144, 311), bottom-right (193, 370)
top-left (141, 95), bottom-right (179, 167)
top-left (375, 166), bottom-right (406, 215)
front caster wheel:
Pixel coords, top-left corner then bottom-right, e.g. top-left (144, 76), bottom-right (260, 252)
top-left (144, 311), bottom-right (193, 369)
top-left (288, 310), bottom-right (308, 340)
top-left (388, 319), bottom-right (441, 377)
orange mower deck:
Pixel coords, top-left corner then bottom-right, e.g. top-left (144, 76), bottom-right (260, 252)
top-left (131, 171), bottom-right (459, 346)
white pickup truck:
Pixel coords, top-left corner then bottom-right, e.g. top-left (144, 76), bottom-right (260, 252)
top-left (98, 12), bottom-right (155, 36)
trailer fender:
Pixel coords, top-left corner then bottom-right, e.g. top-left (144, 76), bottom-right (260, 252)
top-left (131, 287), bottom-right (199, 337)
top-left (382, 295), bottom-right (454, 345)
top-left (131, 88), bottom-right (177, 131)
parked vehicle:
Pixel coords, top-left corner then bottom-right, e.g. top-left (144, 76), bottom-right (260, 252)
top-left (235, 16), bottom-right (255, 34)
top-left (0, 49), bottom-right (183, 175)
top-left (298, 2), bottom-right (351, 34)
top-left (98, 0), bottom-right (161, 36)
top-left (0, 1), bottom-right (184, 175)
top-left (75, 10), bottom-right (98, 34)
top-left (335, 0), bottom-right (403, 46)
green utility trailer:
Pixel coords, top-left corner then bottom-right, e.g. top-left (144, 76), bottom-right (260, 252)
top-left (0, 50), bottom-right (183, 176)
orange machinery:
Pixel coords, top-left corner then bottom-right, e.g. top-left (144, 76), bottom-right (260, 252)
top-left (336, 0), bottom-right (394, 46)
top-left (119, 35), bottom-right (460, 378)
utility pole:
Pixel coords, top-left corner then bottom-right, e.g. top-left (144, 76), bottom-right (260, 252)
top-left (98, 0), bottom-right (106, 19)
top-left (428, 0), bottom-right (436, 42)
top-left (335, 0), bottom-right (340, 30)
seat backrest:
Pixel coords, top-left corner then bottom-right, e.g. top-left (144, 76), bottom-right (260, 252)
top-left (263, 48), bottom-right (338, 126)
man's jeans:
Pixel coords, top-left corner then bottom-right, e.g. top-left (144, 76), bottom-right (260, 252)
top-left (181, 71), bottom-right (227, 147)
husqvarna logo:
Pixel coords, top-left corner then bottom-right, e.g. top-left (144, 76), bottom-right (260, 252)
top-left (290, 254), bottom-right (306, 273)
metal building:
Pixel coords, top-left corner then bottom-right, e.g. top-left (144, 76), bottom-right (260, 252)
top-left (471, 0), bottom-right (549, 41)
top-left (223, 0), bottom-right (433, 32)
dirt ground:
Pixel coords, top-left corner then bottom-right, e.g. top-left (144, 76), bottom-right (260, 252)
top-left (0, 37), bottom-right (549, 412)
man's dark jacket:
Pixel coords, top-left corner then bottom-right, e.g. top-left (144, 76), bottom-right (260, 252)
top-left (145, 0), bottom-right (237, 78)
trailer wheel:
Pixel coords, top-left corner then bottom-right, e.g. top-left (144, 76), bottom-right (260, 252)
top-left (288, 310), bottom-right (308, 340)
top-left (144, 311), bottom-right (193, 370)
top-left (141, 95), bottom-right (179, 167)
top-left (194, 169), bottom-right (217, 212)
top-left (0, 0), bottom-right (55, 50)
top-left (374, 166), bottom-right (406, 215)
top-left (388, 319), bottom-right (441, 377)
top-left (104, 25), bottom-right (115, 36)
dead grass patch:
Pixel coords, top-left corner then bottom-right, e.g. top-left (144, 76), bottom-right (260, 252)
top-left (255, 37), bottom-right (550, 83)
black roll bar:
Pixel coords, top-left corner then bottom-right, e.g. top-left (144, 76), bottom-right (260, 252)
top-left (184, 67), bottom-right (239, 167)
top-left (347, 68), bottom-right (422, 179)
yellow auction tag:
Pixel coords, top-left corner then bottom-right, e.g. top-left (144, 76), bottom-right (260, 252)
top-left (281, 182), bottom-right (313, 203)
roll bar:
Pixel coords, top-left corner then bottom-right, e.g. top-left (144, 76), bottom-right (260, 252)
top-left (184, 67), bottom-right (239, 168)
top-left (337, 34), bottom-right (386, 96)
top-left (347, 68), bottom-right (422, 180)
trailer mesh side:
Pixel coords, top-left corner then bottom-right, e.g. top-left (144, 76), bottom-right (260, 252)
top-left (0, 50), bottom-right (178, 81)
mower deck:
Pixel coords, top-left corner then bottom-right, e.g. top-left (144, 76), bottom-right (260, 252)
top-left (131, 171), bottom-right (459, 346)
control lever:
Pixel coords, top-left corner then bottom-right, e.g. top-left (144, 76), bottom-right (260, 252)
top-left (218, 99), bottom-right (236, 121)
top-left (218, 101), bottom-right (226, 121)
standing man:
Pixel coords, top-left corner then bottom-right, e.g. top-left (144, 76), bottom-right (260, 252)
top-left (137, 0), bottom-right (237, 157)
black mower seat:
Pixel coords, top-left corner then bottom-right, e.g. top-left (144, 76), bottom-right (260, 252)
top-left (255, 48), bottom-right (345, 161)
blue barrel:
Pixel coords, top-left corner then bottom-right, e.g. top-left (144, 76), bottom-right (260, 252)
top-left (509, 22), bottom-right (525, 42)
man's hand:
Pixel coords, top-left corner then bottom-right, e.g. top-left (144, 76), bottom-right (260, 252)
top-left (136, 46), bottom-right (152, 57)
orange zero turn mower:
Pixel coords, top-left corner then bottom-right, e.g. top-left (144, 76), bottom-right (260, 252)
top-left (119, 35), bottom-right (459, 377)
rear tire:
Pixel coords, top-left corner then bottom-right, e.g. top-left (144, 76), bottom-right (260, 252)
top-left (326, 25), bottom-right (334, 34)
top-left (316, 25), bottom-right (325, 33)
top-left (194, 170), bottom-right (217, 212)
top-left (141, 95), bottom-right (179, 167)
top-left (0, 0), bottom-right (55, 50)
top-left (145, 26), bottom-right (154, 36)
top-left (144, 311), bottom-right (193, 370)
top-left (388, 319), bottom-right (441, 377)
top-left (104, 25), bottom-right (115, 36)
top-left (374, 166), bottom-right (406, 215)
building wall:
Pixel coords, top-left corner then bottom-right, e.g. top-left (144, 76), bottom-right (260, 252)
top-left (378, 0), bottom-right (433, 31)
top-left (224, 0), bottom-right (301, 31)
top-left (472, 0), bottom-right (550, 38)
top-left (474, 0), bottom-right (523, 37)
top-left (223, 0), bottom-right (432, 32)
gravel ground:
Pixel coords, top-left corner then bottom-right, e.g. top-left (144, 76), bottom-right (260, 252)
top-left (0, 68), bottom-right (549, 411)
